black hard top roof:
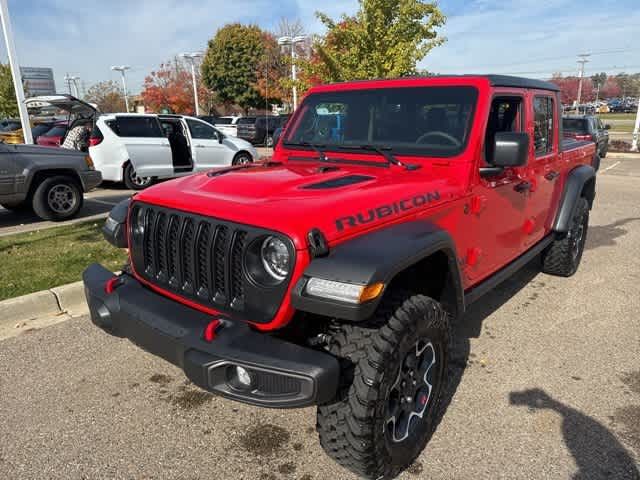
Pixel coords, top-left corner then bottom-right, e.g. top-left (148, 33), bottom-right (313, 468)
top-left (483, 74), bottom-right (560, 92)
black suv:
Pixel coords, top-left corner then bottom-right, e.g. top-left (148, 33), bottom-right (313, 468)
top-left (236, 115), bottom-right (289, 146)
top-left (563, 115), bottom-right (610, 158)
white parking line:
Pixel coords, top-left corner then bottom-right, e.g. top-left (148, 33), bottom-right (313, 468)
top-left (602, 161), bottom-right (621, 173)
top-left (86, 198), bottom-right (120, 206)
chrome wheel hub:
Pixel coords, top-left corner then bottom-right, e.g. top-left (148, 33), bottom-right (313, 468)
top-left (385, 340), bottom-right (436, 443)
top-left (130, 170), bottom-right (151, 186)
top-left (47, 184), bottom-right (76, 214)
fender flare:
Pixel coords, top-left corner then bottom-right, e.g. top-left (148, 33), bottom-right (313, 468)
top-left (553, 165), bottom-right (596, 234)
top-left (291, 221), bottom-right (464, 322)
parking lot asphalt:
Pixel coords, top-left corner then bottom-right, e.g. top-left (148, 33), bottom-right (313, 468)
top-left (0, 185), bottom-right (134, 237)
top-left (0, 158), bottom-right (639, 480)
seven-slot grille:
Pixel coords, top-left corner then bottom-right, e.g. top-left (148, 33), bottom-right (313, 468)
top-left (131, 204), bottom-right (249, 313)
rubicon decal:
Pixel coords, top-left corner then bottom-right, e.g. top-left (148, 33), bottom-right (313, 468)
top-left (336, 191), bottom-right (441, 231)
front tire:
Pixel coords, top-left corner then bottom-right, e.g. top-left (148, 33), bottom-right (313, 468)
top-left (317, 290), bottom-right (450, 479)
top-left (123, 163), bottom-right (154, 190)
top-left (232, 152), bottom-right (253, 165)
top-left (32, 176), bottom-right (83, 221)
top-left (542, 197), bottom-right (589, 277)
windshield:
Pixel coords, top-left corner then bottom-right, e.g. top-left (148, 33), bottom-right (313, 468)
top-left (284, 86), bottom-right (478, 158)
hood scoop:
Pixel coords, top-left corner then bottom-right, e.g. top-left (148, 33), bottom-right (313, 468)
top-left (302, 174), bottom-right (374, 190)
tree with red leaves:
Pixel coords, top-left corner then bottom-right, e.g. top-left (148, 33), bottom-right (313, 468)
top-left (141, 58), bottom-right (213, 114)
top-left (549, 75), bottom-right (594, 105)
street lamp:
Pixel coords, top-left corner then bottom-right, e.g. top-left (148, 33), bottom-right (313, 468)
top-left (180, 52), bottom-right (204, 116)
top-left (64, 74), bottom-right (80, 97)
top-left (278, 35), bottom-right (306, 110)
top-left (111, 65), bottom-right (131, 112)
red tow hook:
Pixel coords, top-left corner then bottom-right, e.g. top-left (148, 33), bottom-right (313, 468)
top-left (203, 319), bottom-right (222, 342)
top-left (104, 276), bottom-right (124, 294)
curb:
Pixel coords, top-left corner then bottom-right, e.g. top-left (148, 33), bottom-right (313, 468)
top-left (0, 281), bottom-right (88, 325)
top-left (607, 152), bottom-right (640, 159)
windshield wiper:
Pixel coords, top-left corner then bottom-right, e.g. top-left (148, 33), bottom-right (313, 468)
top-left (285, 141), bottom-right (328, 162)
top-left (337, 145), bottom-right (420, 170)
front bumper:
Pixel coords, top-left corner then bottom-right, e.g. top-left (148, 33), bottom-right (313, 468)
top-left (80, 170), bottom-right (102, 191)
top-left (83, 263), bottom-right (339, 408)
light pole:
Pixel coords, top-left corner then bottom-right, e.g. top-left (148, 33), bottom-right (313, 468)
top-left (278, 35), bottom-right (306, 110)
top-left (0, 0), bottom-right (32, 144)
top-left (180, 52), bottom-right (203, 116)
top-left (575, 53), bottom-right (590, 113)
top-left (111, 65), bottom-right (131, 112)
top-left (64, 74), bottom-right (80, 97)
top-left (631, 96), bottom-right (640, 152)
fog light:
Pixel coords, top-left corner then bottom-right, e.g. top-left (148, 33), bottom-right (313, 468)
top-left (236, 366), bottom-right (252, 387)
top-left (227, 365), bottom-right (254, 391)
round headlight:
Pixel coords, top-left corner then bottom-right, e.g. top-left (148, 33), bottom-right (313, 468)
top-left (261, 236), bottom-right (290, 281)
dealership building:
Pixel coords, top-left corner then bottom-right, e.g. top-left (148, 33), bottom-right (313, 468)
top-left (20, 67), bottom-right (56, 96)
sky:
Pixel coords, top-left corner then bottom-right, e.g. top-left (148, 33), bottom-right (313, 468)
top-left (1, 0), bottom-right (639, 95)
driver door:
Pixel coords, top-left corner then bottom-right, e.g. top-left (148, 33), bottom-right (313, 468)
top-left (465, 94), bottom-right (531, 284)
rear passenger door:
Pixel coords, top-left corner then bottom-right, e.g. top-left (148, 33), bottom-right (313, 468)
top-left (115, 116), bottom-right (173, 178)
top-left (526, 94), bottom-right (562, 245)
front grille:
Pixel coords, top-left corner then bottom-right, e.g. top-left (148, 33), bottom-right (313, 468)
top-left (129, 203), bottom-right (293, 324)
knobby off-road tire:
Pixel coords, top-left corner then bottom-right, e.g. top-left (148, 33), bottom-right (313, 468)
top-left (316, 289), bottom-right (450, 480)
top-left (542, 197), bottom-right (589, 277)
top-left (32, 175), bottom-right (83, 221)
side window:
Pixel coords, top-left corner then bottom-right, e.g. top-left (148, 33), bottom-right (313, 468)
top-left (484, 96), bottom-right (523, 164)
top-left (533, 96), bottom-right (554, 156)
top-left (186, 119), bottom-right (217, 140)
top-left (115, 117), bottom-right (163, 138)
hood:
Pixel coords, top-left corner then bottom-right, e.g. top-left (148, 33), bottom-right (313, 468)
top-left (134, 160), bottom-right (461, 250)
top-left (223, 135), bottom-right (254, 151)
top-left (25, 95), bottom-right (98, 117)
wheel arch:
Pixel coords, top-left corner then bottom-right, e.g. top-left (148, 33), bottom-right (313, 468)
top-left (291, 221), bottom-right (465, 322)
top-left (553, 165), bottom-right (596, 234)
top-left (27, 168), bottom-right (83, 197)
top-left (233, 150), bottom-right (254, 164)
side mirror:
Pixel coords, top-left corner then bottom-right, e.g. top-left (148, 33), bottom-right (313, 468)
top-left (493, 132), bottom-right (529, 167)
top-left (273, 127), bottom-right (283, 146)
top-left (604, 124), bottom-right (611, 130)
top-left (217, 132), bottom-right (224, 144)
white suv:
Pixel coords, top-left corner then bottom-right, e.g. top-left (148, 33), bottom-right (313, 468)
top-left (89, 114), bottom-right (259, 189)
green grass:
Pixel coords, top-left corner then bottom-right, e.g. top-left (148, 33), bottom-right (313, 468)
top-left (0, 221), bottom-right (127, 301)
top-left (597, 113), bottom-right (637, 121)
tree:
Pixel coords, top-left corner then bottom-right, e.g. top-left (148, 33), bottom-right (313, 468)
top-left (84, 80), bottom-right (126, 113)
top-left (254, 32), bottom-right (288, 108)
top-left (599, 76), bottom-right (621, 100)
top-left (549, 75), bottom-right (594, 105)
top-left (305, 0), bottom-right (445, 84)
top-left (141, 58), bottom-right (197, 114)
top-left (0, 63), bottom-right (18, 118)
top-left (201, 24), bottom-right (270, 112)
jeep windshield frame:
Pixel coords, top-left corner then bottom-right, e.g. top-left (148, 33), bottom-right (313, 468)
top-left (283, 86), bottom-right (479, 159)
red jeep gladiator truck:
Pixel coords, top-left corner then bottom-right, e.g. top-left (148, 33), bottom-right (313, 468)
top-left (84, 75), bottom-right (598, 479)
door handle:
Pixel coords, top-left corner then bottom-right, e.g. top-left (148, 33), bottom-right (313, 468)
top-left (545, 171), bottom-right (560, 181)
top-left (514, 181), bottom-right (532, 193)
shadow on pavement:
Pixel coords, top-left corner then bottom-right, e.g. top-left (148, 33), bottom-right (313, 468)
top-left (510, 388), bottom-right (640, 480)
top-left (433, 260), bottom-right (541, 442)
top-left (0, 191), bottom-right (131, 230)
top-left (586, 217), bottom-right (640, 251)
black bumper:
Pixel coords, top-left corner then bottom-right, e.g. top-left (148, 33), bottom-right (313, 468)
top-left (83, 263), bottom-right (339, 408)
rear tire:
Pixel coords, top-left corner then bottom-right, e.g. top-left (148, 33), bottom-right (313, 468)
top-left (316, 289), bottom-right (450, 479)
top-left (542, 197), bottom-right (589, 277)
top-left (232, 152), bottom-right (253, 165)
top-left (32, 176), bottom-right (83, 221)
top-left (123, 163), bottom-right (154, 190)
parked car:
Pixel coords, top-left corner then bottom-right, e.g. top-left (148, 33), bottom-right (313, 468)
top-left (563, 115), bottom-right (609, 157)
top-left (25, 95), bottom-right (98, 151)
top-left (86, 75), bottom-right (597, 479)
top-left (36, 121), bottom-right (69, 147)
top-left (0, 118), bottom-right (21, 132)
top-left (89, 114), bottom-right (259, 190)
top-left (236, 115), bottom-right (290, 146)
top-left (0, 142), bottom-right (101, 220)
top-left (213, 115), bottom-right (242, 137)
top-left (0, 119), bottom-right (59, 144)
